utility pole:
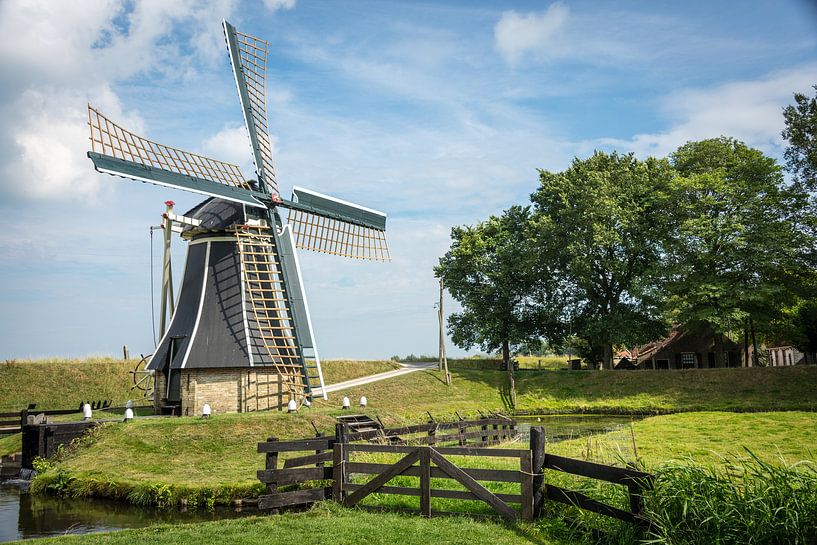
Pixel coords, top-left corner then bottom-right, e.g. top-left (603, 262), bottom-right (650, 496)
top-left (438, 278), bottom-right (451, 385)
top-left (159, 200), bottom-right (176, 337)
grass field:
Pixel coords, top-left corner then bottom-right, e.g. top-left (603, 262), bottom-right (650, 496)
top-left (314, 365), bottom-right (817, 417)
top-left (547, 411), bottom-right (817, 467)
top-left (7, 503), bottom-right (564, 545)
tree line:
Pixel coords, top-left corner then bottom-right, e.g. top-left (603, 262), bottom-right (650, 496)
top-left (435, 87), bottom-right (817, 397)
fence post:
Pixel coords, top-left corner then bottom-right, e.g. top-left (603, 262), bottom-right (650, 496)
top-left (458, 421), bottom-right (467, 446)
top-left (332, 442), bottom-right (346, 502)
top-left (427, 421), bottom-right (436, 446)
top-left (265, 436), bottom-right (279, 514)
top-left (315, 431), bottom-right (326, 468)
top-left (520, 449), bottom-right (534, 520)
top-left (420, 446), bottom-right (431, 517)
top-left (530, 426), bottom-right (545, 518)
top-left (480, 423), bottom-right (488, 446)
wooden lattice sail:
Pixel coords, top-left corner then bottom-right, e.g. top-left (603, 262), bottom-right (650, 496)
top-left (85, 19), bottom-right (390, 411)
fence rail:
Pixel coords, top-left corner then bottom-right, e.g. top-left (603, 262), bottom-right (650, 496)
top-left (348, 417), bottom-right (515, 447)
top-left (255, 417), bottom-right (653, 527)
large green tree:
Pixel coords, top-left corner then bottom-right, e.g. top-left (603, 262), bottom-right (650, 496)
top-left (782, 85), bottom-right (817, 192)
top-left (530, 151), bottom-right (674, 369)
top-left (666, 137), bottom-right (811, 365)
top-left (435, 206), bottom-right (555, 406)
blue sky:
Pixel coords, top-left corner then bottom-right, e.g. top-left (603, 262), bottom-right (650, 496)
top-left (0, 0), bottom-right (815, 360)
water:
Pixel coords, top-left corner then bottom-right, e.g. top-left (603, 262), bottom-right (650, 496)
top-left (515, 414), bottom-right (644, 443)
top-left (0, 481), bottom-right (259, 542)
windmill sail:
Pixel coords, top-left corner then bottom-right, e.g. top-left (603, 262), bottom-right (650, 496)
top-left (286, 186), bottom-right (391, 261)
top-left (87, 106), bottom-right (266, 207)
top-left (223, 21), bottom-right (278, 195)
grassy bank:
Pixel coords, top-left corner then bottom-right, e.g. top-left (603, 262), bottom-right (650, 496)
top-left (319, 359), bottom-right (399, 384)
top-left (0, 433), bottom-right (21, 457)
top-left (314, 365), bottom-right (817, 418)
top-left (0, 358), bottom-right (398, 414)
top-left (0, 358), bottom-right (137, 412)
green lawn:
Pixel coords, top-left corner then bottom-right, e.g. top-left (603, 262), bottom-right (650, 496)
top-left (547, 411), bottom-right (817, 468)
top-left (8, 503), bottom-right (564, 545)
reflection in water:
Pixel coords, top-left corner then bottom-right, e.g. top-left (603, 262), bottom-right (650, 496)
top-left (515, 414), bottom-right (644, 442)
top-left (0, 482), bottom-right (258, 542)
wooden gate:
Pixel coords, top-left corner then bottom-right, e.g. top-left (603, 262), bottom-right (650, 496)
top-left (332, 443), bottom-right (533, 521)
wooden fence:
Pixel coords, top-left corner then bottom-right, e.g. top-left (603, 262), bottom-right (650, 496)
top-left (0, 406), bottom-right (84, 436)
top-left (255, 419), bottom-right (654, 527)
top-left (348, 417), bottom-right (516, 447)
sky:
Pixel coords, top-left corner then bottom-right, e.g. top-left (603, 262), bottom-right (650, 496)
top-left (0, 0), bottom-right (816, 361)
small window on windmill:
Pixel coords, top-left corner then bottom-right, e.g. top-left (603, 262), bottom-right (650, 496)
top-left (681, 352), bottom-right (696, 368)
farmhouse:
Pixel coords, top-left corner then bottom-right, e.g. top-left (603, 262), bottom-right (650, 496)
top-left (633, 324), bottom-right (740, 369)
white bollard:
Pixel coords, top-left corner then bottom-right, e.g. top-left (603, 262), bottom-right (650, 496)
top-left (123, 408), bottom-right (134, 422)
top-left (342, 396), bottom-right (350, 410)
top-left (202, 404), bottom-right (212, 418)
top-left (287, 399), bottom-right (297, 413)
top-left (82, 403), bottom-right (92, 421)
top-left (359, 396), bottom-right (367, 409)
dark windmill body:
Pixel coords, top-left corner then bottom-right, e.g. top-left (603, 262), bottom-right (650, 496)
top-left (86, 21), bottom-right (389, 415)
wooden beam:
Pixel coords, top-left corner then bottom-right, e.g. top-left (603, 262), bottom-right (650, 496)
top-left (429, 448), bottom-right (518, 522)
top-left (343, 449), bottom-right (420, 508)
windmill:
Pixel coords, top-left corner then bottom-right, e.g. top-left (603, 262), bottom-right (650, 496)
top-left (86, 21), bottom-right (390, 415)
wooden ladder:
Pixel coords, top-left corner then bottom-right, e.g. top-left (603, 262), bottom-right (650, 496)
top-left (236, 226), bottom-right (306, 399)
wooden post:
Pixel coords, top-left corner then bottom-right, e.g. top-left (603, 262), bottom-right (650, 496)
top-left (277, 374), bottom-right (283, 411)
top-left (315, 432), bottom-right (326, 468)
top-left (123, 345), bottom-right (129, 361)
top-left (427, 421), bottom-right (436, 446)
top-left (530, 426), bottom-right (546, 518)
top-left (335, 422), bottom-right (350, 470)
top-left (520, 449), bottom-right (534, 520)
top-left (480, 423), bottom-right (488, 446)
top-left (628, 482), bottom-right (644, 518)
top-left (492, 423), bottom-right (498, 445)
top-left (332, 443), bottom-right (345, 502)
top-left (458, 421), bottom-right (467, 446)
top-left (265, 436), bottom-right (279, 513)
top-left (420, 446), bottom-right (431, 516)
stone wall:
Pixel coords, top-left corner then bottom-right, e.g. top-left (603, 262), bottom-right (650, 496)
top-left (151, 368), bottom-right (288, 415)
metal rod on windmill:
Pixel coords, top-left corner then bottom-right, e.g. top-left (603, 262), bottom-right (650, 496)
top-left (84, 20), bottom-right (391, 415)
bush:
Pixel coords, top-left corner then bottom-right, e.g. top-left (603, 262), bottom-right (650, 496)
top-left (645, 453), bottom-right (817, 545)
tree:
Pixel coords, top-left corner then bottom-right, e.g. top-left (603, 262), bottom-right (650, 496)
top-left (435, 206), bottom-right (548, 407)
top-left (782, 85), bottom-right (817, 192)
top-left (529, 151), bottom-right (674, 369)
top-left (666, 137), bottom-right (811, 365)
top-left (792, 299), bottom-right (817, 356)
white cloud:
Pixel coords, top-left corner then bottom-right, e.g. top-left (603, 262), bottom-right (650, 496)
top-left (494, 4), bottom-right (569, 64)
top-left (0, 0), bottom-right (238, 202)
top-left (263, 0), bottom-right (295, 12)
top-left (200, 124), bottom-right (257, 179)
top-left (597, 64), bottom-right (817, 158)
